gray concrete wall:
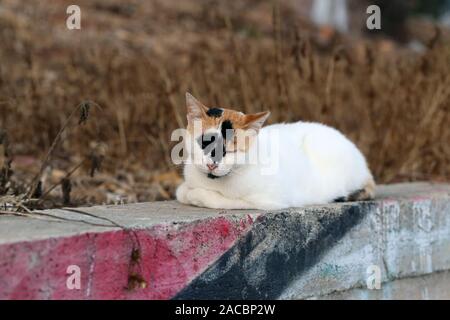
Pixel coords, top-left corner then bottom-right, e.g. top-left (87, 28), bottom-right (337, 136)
top-left (281, 184), bottom-right (450, 299)
top-left (320, 270), bottom-right (450, 300)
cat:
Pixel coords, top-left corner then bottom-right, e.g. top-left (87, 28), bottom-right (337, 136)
top-left (176, 93), bottom-right (375, 210)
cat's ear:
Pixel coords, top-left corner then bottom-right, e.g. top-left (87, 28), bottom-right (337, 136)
top-left (186, 92), bottom-right (208, 123)
top-left (244, 111), bottom-right (270, 132)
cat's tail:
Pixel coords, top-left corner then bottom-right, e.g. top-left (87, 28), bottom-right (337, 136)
top-left (335, 178), bottom-right (376, 203)
top-left (348, 178), bottom-right (376, 201)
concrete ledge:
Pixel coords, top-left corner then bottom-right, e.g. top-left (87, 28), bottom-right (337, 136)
top-left (319, 270), bottom-right (450, 300)
top-left (281, 183), bottom-right (450, 299)
top-left (0, 183), bottom-right (449, 299)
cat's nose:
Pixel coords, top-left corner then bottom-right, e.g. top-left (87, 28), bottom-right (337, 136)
top-left (207, 163), bottom-right (218, 171)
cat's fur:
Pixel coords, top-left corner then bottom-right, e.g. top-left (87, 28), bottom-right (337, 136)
top-left (176, 93), bottom-right (375, 210)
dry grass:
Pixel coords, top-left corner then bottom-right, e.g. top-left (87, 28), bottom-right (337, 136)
top-left (0, 0), bottom-right (449, 209)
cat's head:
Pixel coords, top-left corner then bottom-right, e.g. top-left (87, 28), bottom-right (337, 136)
top-left (184, 93), bottom-right (270, 179)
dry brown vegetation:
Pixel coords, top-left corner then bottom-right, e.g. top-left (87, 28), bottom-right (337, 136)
top-left (0, 0), bottom-right (449, 210)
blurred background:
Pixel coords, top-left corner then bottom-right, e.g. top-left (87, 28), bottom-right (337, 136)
top-left (0, 0), bottom-right (449, 209)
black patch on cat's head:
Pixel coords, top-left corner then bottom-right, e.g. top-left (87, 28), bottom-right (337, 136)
top-left (198, 133), bottom-right (226, 162)
top-left (210, 141), bottom-right (226, 162)
top-left (206, 108), bottom-right (223, 118)
top-left (198, 133), bottom-right (217, 151)
top-left (221, 120), bottom-right (233, 140)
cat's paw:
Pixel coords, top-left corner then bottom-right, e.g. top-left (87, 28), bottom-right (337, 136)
top-left (178, 185), bottom-right (214, 208)
top-left (175, 183), bottom-right (190, 204)
top-left (185, 188), bottom-right (210, 208)
top-left (179, 186), bottom-right (251, 209)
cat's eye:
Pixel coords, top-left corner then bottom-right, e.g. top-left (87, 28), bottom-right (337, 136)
top-left (197, 133), bottom-right (217, 150)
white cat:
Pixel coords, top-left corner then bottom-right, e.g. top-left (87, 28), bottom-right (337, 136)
top-left (176, 93), bottom-right (375, 210)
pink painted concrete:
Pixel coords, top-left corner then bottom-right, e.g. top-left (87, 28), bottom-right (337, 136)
top-left (0, 215), bottom-right (256, 300)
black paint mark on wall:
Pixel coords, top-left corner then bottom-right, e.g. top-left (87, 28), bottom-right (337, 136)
top-left (173, 202), bottom-right (374, 300)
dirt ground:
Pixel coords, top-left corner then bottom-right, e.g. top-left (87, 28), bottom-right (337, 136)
top-left (0, 0), bottom-right (449, 210)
